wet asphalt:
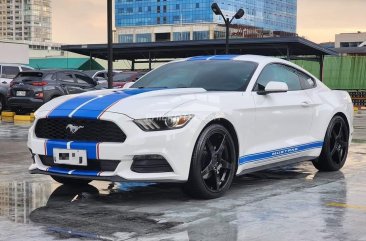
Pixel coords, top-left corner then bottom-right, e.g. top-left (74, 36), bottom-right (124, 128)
top-left (0, 113), bottom-right (366, 241)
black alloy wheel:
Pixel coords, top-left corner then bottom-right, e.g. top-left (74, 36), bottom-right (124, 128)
top-left (184, 124), bottom-right (237, 199)
top-left (313, 116), bottom-right (349, 172)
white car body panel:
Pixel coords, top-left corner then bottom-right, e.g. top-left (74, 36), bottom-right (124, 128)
top-left (28, 55), bottom-right (354, 182)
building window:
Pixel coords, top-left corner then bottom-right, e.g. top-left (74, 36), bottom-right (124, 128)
top-left (136, 33), bottom-right (152, 43)
top-left (119, 34), bottom-right (133, 43)
top-left (193, 31), bottom-right (209, 40)
top-left (196, 3), bottom-right (200, 8)
top-left (173, 32), bottom-right (190, 41)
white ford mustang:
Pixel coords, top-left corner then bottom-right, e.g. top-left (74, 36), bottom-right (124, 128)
top-left (28, 55), bottom-right (354, 199)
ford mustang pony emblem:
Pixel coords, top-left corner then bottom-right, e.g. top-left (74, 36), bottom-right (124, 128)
top-left (66, 124), bottom-right (84, 134)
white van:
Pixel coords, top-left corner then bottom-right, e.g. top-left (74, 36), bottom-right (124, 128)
top-left (0, 64), bottom-right (34, 88)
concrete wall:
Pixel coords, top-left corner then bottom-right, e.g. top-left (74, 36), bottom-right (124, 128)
top-left (0, 41), bottom-right (29, 64)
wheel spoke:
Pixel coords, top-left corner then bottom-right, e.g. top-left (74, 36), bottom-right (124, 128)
top-left (206, 140), bottom-right (215, 155)
top-left (337, 149), bottom-right (343, 163)
top-left (217, 135), bottom-right (227, 155)
top-left (213, 171), bottom-right (221, 190)
top-left (337, 122), bottom-right (343, 138)
top-left (330, 146), bottom-right (337, 156)
top-left (220, 158), bottom-right (233, 170)
top-left (339, 140), bottom-right (348, 148)
top-left (201, 163), bottom-right (214, 179)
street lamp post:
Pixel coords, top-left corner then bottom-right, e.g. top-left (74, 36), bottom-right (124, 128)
top-left (211, 3), bottom-right (245, 54)
top-left (107, 0), bottom-right (113, 89)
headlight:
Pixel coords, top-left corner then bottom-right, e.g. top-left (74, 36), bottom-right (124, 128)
top-left (134, 115), bottom-right (194, 131)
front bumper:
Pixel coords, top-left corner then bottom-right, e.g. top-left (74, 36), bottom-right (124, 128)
top-left (28, 111), bottom-right (202, 182)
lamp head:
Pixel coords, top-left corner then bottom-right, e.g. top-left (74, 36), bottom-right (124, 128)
top-left (234, 9), bottom-right (245, 19)
top-left (211, 3), bottom-right (223, 16)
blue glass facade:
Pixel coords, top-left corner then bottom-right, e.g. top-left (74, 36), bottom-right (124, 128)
top-left (115, 0), bottom-right (297, 33)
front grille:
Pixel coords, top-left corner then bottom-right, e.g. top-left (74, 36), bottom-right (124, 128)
top-left (35, 118), bottom-right (126, 142)
top-left (39, 155), bottom-right (120, 172)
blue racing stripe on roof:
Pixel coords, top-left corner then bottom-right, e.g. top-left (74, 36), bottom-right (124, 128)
top-left (209, 55), bottom-right (240, 60)
top-left (187, 56), bottom-right (213, 61)
top-left (48, 96), bottom-right (97, 118)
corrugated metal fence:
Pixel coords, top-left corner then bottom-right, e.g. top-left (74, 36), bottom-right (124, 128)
top-left (293, 56), bottom-right (366, 90)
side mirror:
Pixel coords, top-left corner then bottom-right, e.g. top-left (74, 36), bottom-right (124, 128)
top-left (123, 82), bottom-right (134, 89)
top-left (257, 81), bottom-right (288, 95)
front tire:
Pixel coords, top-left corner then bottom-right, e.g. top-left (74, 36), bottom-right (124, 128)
top-left (183, 124), bottom-right (237, 199)
top-left (51, 175), bottom-right (91, 185)
top-left (313, 116), bottom-right (349, 172)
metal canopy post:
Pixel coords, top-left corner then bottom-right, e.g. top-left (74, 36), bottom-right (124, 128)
top-left (319, 55), bottom-right (324, 82)
top-left (149, 52), bottom-right (152, 70)
top-left (131, 59), bottom-right (135, 71)
top-left (107, 0), bottom-right (113, 89)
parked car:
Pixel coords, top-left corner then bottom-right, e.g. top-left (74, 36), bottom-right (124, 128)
top-left (113, 71), bottom-right (147, 88)
top-left (83, 70), bottom-right (121, 88)
top-left (8, 70), bottom-right (101, 113)
top-left (28, 55), bottom-right (353, 199)
top-left (0, 64), bottom-right (33, 88)
top-left (0, 85), bottom-right (8, 112)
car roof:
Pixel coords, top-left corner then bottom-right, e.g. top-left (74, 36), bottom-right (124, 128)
top-left (20, 69), bottom-right (83, 74)
top-left (180, 55), bottom-right (290, 65)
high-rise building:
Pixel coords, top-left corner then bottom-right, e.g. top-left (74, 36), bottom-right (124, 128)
top-left (0, 0), bottom-right (52, 42)
top-left (115, 0), bottom-right (297, 43)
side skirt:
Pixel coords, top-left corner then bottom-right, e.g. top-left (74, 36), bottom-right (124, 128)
top-left (237, 156), bottom-right (315, 176)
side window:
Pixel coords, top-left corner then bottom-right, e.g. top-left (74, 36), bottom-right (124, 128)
top-left (21, 67), bottom-right (33, 72)
top-left (96, 73), bottom-right (105, 78)
top-left (75, 73), bottom-right (95, 85)
top-left (254, 64), bottom-right (302, 91)
top-left (58, 72), bottom-right (75, 83)
top-left (297, 70), bottom-right (316, 89)
top-left (2, 66), bottom-right (20, 78)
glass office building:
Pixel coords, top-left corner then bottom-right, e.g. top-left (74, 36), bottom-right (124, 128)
top-left (115, 0), bottom-right (297, 43)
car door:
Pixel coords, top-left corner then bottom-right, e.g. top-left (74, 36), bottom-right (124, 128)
top-left (248, 63), bottom-right (314, 161)
top-left (74, 73), bottom-right (98, 92)
top-left (57, 72), bottom-right (79, 94)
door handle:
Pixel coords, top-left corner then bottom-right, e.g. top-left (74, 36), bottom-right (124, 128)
top-left (301, 101), bottom-right (312, 107)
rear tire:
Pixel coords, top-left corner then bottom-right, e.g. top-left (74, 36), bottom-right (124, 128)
top-left (183, 124), bottom-right (237, 199)
top-left (313, 116), bottom-right (349, 172)
top-left (51, 175), bottom-right (91, 185)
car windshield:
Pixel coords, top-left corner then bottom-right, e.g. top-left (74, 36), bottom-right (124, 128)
top-left (132, 60), bottom-right (258, 91)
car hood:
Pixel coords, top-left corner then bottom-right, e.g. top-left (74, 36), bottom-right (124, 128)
top-left (38, 88), bottom-right (207, 119)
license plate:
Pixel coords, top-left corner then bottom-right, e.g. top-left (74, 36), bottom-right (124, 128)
top-left (16, 91), bottom-right (26, 97)
top-left (53, 149), bottom-right (87, 166)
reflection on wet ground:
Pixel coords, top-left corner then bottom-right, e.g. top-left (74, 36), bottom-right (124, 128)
top-left (0, 113), bottom-right (366, 240)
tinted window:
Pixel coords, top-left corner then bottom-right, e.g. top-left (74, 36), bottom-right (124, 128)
top-left (58, 72), bottom-right (75, 83)
top-left (255, 64), bottom-right (302, 91)
top-left (2, 66), bottom-right (20, 78)
top-left (297, 70), bottom-right (316, 89)
top-left (75, 73), bottom-right (95, 85)
top-left (132, 61), bottom-right (258, 91)
top-left (14, 72), bottom-right (43, 83)
top-left (96, 72), bottom-right (106, 78)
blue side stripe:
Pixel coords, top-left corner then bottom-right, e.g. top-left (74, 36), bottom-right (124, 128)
top-left (48, 96), bottom-right (97, 118)
top-left (46, 140), bottom-right (98, 159)
top-left (48, 167), bottom-right (70, 175)
top-left (71, 170), bottom-right (100, 176)
top-left (239, 141), bottom-right (324, 165)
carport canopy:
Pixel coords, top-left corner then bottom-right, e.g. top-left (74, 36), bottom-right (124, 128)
top-left (61, 37), bottom-right (338, 80)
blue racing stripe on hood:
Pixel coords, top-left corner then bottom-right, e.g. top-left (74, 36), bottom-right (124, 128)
top-left (187, 55), bottom-right (239, 61)
top-left (48, 96), bottom-right (97, 118)
top-left (47, 88), bottom-right (158, 120)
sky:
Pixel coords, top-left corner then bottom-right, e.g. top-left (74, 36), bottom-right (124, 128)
top-left (52, 0), bottom-right (366, 44)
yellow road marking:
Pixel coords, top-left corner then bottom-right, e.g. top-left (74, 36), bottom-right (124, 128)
top-left (327, 202), bottom-right (366, 212)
